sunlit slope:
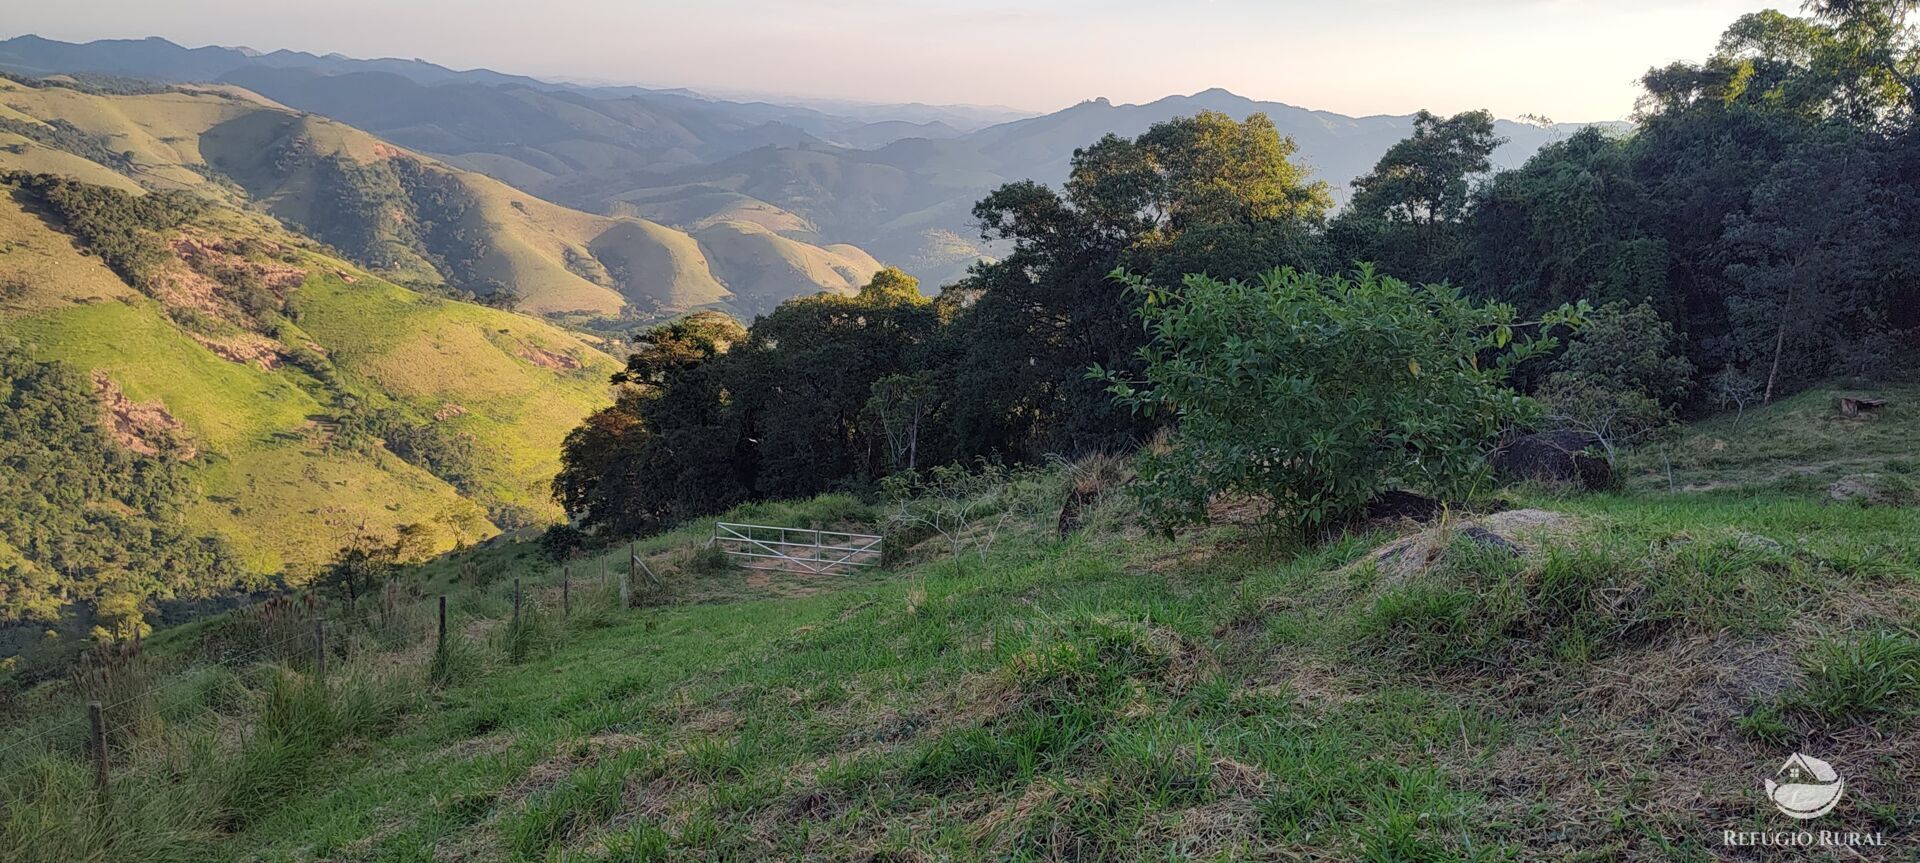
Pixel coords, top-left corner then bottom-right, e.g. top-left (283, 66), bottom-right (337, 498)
top-left (0, 269), bottom-right (484, 572)
top-left (0, 133), bottom-right (140, 192)
top-left (0, 82), bottom-right (256, 196)
top-left (0, 186), bottom-right (617, 573)
top-left (585, 219), bottom-right (732, 310)
top-left (287, 270), bottom-right (618, 519)
top-left (693, 220), bottom-right (883, 309)
top-left (0, 77), bottom-right (892, 316)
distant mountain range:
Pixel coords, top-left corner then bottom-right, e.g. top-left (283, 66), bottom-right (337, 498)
top-left (0, 35), bottom-right (1621, 290)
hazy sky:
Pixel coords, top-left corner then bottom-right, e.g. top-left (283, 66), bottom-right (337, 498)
top-left (9, 0), bottom-right (1782, 121)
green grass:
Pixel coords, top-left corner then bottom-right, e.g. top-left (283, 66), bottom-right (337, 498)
top-left (5, 451), bottom-right (1915, 861)
top-left (2, 292), bottom-right (488, 572)
top-left (1783, 630), bottom-right (1920, 724)
top-left (1624, 380), bottom-right (1920, 493)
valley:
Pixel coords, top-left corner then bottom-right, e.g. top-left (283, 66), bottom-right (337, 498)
top-left (1, 6), bottom-right (1918, 860)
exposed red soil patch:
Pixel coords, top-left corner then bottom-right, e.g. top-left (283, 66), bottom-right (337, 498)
top-left (515, 343), bottom-right (584, 371)
top-left (170, 237), bottom-right (307, 294)
top-left (195, 333), bottom-right (285, 370)
top-left (91, 372), bottom-right (195, 460)
top-left (140, 234), bottom-right (313, 369)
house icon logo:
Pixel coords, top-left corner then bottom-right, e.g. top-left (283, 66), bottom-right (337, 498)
top-left (1764, 753), bottom-right (1844, 819)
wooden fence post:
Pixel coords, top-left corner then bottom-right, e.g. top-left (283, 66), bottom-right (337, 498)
top-left (88, 701), bottom-right (107, 796)
top-left (622, 544), bottom-right (634, 608)
top-left (512, 578), bottom-right (522, 629)
top-left (437, 595), bottom-right (447, 652)
top-left (562, 568), bottom-right (571, 619)
top-left (312, 617), bottom-right (326, 678)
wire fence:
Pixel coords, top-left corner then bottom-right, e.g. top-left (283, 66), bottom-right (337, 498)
top-left (0, 565), bottom-right (639, 787)
top-left (0, 626), bottom-right (322, 766)
top-left (0, 529), bottom-right (826, 797)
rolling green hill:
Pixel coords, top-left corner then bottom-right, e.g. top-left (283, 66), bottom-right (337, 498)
top-left (0, 175), bottom-right (618, 579)
top-left (0, 79), bottom-right (659, 648)
top-left (0, 75), bottom-right (883, 319)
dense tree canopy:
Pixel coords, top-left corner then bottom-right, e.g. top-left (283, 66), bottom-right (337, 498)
top-left (948, 111), bottom-right (1331, 458)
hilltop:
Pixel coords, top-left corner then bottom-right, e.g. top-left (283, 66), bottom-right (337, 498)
top-left (2, 391), bottom-right (1915, 861)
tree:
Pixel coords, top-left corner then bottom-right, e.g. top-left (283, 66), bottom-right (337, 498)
top-left (1764, 1), bottom-right (1918, 121)
top-left (866, 371), bottom-right (939, 473)
top-left (1104, 267), bottom-right (1575, 538)
top-left (553, 313), bottom-right (748, 536)
top-left (951, 111), bottom-right (1330, 458)
top-left (729, 268), bottom-right (938, 498)
top-left (319, 525), bottom-right (403, 606)
top-left (1333, 110), bottom-right (1502, 284)
top-left (553, 270), bottom-right (938, 533)
top-left (1351, 110), bottom-right (1503, 226)
top-left (1707, 367), bottom-right (1763, 420)
top-left (1721, 128), bottom-right (1919, 400)
top-left (1465, 128), bottom-right (1671, 319)
top-left (609, 311), bottom-right (748, 389)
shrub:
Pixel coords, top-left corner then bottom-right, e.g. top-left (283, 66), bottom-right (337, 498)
top-left (1104, 266), bottom-right (1576, 537)
top-left (881, 462), bottom-right (1053, 561)
top-left (539, 524), bottom-right (587, 562)
top-left (685, 544), bottom-right (738, 577)
top-left (1538, 302), bottom-right (1694, 466)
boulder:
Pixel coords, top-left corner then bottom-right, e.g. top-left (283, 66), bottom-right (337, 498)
top-left (1363, 490), bottom-right (1445, 523)
top-left (1459, 526), bottom-right (1522, 556)
top-left (1490, 430), bottom-right (1613, 490)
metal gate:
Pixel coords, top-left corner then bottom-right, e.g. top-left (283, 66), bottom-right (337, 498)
top-left (711, 522), bottom-right (882, 573)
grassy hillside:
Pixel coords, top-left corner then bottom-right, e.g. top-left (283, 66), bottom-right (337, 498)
top-left (0, 75), bottom-right (888, 318)
top-left (1624, 382), bottom-right (1920, 495)
top-left (691, 220), bottom-right (883, 310)
top-left (3, 397), bottom-right (1915, 861)
top-left (0, 174), bottom-right (617, 581)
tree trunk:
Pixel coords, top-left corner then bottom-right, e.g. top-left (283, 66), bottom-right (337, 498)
top-left (1763, 283), bottom-right (1793, 405)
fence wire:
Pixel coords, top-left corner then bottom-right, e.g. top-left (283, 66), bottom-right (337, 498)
top-left (0, 626), bottom-right (324, 765)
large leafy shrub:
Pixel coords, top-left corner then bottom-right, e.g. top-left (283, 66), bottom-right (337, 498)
top-left (1103, 266), bottom-right (1576, 537)
top-left (1537, 301), bottom-right (1694, 465)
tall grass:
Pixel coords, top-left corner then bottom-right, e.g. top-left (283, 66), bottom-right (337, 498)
top-left (0, 554), bottom-right (578, 862)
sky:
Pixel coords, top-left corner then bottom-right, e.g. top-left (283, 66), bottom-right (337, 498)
top-left (7, 0), bottom-right (1783, 121)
